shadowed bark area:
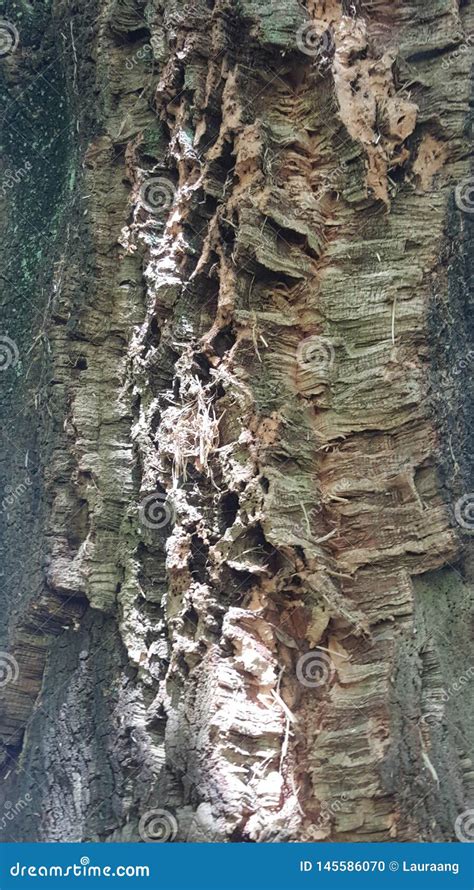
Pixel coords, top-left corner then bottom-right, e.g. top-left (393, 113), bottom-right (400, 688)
top-left (0, 0), bottom-right (472, 843)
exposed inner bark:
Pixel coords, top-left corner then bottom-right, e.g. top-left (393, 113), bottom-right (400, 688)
top-left (0, 0), bottom-right (472, 842)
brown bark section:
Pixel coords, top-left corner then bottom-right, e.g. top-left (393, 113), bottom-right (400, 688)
top-left (0, 0), bottom-right (472, 842)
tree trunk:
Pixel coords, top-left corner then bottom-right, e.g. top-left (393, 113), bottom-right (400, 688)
top-left (0, 0), bottom-right (472, 843)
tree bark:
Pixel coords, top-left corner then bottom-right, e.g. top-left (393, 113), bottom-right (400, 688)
top-left (0, 0), bottom-right (472, 843)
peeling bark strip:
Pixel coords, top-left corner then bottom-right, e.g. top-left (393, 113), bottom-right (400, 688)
top-left (0, 0), bottom-right (472, 843)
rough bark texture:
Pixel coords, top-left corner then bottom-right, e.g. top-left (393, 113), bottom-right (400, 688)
top-left (0, 0), bottom-right (472, 843)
